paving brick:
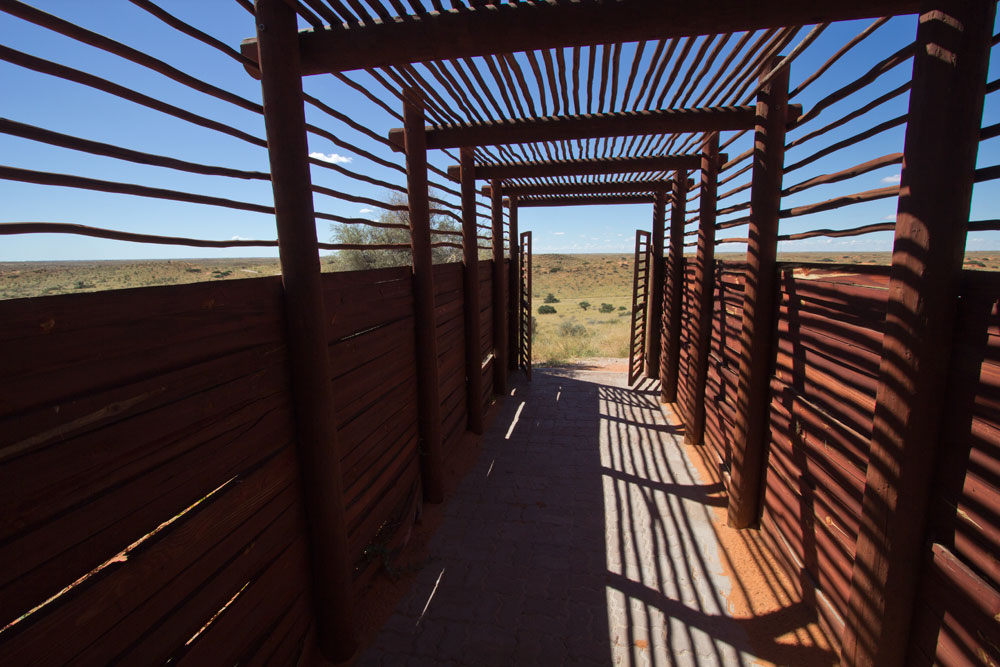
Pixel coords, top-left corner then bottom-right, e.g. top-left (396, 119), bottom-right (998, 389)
top-left (356, 369), bottom-right (760, 666)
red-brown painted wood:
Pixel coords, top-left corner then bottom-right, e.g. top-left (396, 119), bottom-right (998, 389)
top-left (447, 154), bottom-right (704, 181)
top-left (241, 0), bottom-right (919, 75)
top-left (661, 173), bottom-right (688, 403)
top-left (508, 197), bottom-right (520, 371)
top-left (460, 147), bottom-right (484, 434)
top-left (403, 90), bottom-right (445, 504)
top-left (684, 133), bottom-right (720, 446)
top-left (841, 2), bottom-right (996, 665)
top-left (645, 189), bottom-right (667, 379)
top-left (491, 179), bottom-right (508, 394)
top-left (253, 0), bottom-right (354, 658)
top-left (729, 57), bottom-right (790, 529)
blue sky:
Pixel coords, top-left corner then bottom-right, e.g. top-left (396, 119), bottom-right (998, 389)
top-left (1, 3), bottom-right (998, 261)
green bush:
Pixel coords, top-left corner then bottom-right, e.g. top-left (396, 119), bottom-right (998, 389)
top-left (544, 293), bottom-right (559, 303)
top-left (579, 301), bottom-right (591, 311)
top-left (599, 303), bottom-right (614, 313)
top-left (549, 266), bottom-right (562, 273)
top-left (618, 305), bottom-right (626, 311)
top-left (538, 304), bottom-right (557, 314)
top-left (558, 321), bottom-right (588, 337)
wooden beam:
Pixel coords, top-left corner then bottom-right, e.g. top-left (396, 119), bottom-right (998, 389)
top-left (491, 179), bottom-right (508, 394)
top-left (728, 57), bottom-right (789, 529)
top-left (446, 155), bottom-right (706, 181)
top-left (240, 0), bottom-right (920, 75)
top-left (841, 2), bottom-right (996, 665)
top-left (684, 133), bottom-right (720, 447)
top-left (389, 105), bottom-right (800, 151)
top-left (460, 147), bottom-right (484, 435)
top-left (518, 194), bottom-right (658, 207)
top-left (661, 173), bottom-right (688, 403)
top-left (481, 179), bottom-right (673, 198)
top-left (507, 196), bottom-right (520, 372)
top-left (403, 90), bottom-right (445, 504)
top-left (252, 0), bottom-right (355, 660)
top-left (645, 189), bottom-right (667, 380)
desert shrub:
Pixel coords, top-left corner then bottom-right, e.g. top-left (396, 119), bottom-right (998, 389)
top-left (599, 303), bottom-right (614, 313)
top-left (538, 304), bottom-right (557, 314)
top-left (549, 266), bottom-right (562, 273)
top-left (558, 321), bottom-right (588, 337)
top-left (579, 301), bottom-right (591, 310)
top-left (544, 293), bottom-right (559, 303)
top-left (618, 310), bottom-right (629, 317)
top-left (618, 305), bottom-right (626, 311)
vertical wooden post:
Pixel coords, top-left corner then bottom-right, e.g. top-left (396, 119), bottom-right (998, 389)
top-left (403, 89), bottom-right (445, 504)
top-left (684, 133), bottom-right (719, 447)
top-left (841, 3), bottom-right (995, 665)
top-left (491, 179), bottom-right (508, 393)
top-left (661, 173), bottom-right (688, 403)
top-left (508, 196), bottom-right (520, 371)
top-left (728, 57), bottom-right (789, 529)
top-left (460, 148), bottom-right (484, 435)
top-left (252, 0), bottom-right (355, 659)
top-left (645, 188), bottom-right (667, 379)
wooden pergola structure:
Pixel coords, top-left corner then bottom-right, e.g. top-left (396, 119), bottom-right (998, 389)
top-left (235, 1), bottom-right (996, 664)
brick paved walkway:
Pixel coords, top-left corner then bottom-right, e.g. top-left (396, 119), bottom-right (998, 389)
top-left (357, 368), bottom-right (761, 666)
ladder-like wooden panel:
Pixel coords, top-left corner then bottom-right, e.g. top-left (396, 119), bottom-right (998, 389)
top-left (519, 231), bottom-right (532, 380)
top-left (628, 229), bottom-right (651, 386)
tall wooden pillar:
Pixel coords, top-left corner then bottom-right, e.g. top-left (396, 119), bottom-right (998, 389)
top-left (508, 196), bottom-right (520, 371)
top-left (842, 2), bottom-right (995, 665)
top-left (491, 179), bottom-right (508, 393)
top-left (661, 173), bottom-right (688, 403)
top-left (403, 90), bottom-right (444, 504)
top-left (684, 133), bottom-right (719, 447)
top-left (645, 188), bottom-right (667, 379)
top-left (728, 57), bottom-right (789, 529)
top-left (460, 148), bottom-right (484, 434)
top-left (253, 0), bottom-right (355, 659)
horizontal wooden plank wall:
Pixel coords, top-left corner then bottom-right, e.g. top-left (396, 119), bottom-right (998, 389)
top-left (0, 276), bottom-right (314, 665)
top-left (908, 270), bottom-right (1000, 665)
top-left (760, 264), bottom-right (889, 647)
top-left (480, 259), bottom-right (495, 413)
top-left (321, 266), bottom-right (421, 591)
top-left (703, 261), bottom-right (745, 478)
top-left (434, 262), bottom-right (468, 452)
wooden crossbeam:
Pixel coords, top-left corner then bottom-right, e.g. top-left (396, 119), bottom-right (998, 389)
top-left (388, 105), bottom-right (800, 151)
top-left (517, 194), bottom-right (657, 207)
top-left (446, 155), bottom-right (716, 181)
top-left (240, 0), bottom-right (919, 75)
top-left (482, 180), bottom-right (671, 198)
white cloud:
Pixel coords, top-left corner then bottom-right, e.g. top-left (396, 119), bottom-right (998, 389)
top-left (882, 214), bottom-right (897, 221)
top-left (230, 235), bottom-right (251, 241)
top-left (553, 231), bottom-right (565, 235)
top-left (310, 152), bottom-right (353, 164)
top-left (359, 208), bottom-right (373, 214)
top-left (881, 173), bottom-right (901, 184)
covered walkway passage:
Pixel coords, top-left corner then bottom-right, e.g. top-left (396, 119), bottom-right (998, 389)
top-left (359, 369), bottom-right (833, 666)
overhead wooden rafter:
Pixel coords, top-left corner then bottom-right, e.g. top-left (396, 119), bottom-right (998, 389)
top-left (445, 155), bottom-right (717, 182)
top-left (516, 194), bottom-right (658, 207)
top-left (239, 0), bottom-right (919, 75)
top-left (388, 105), bottom-right (801, 151)
top-left (482, 180), bottom-right (672, 197)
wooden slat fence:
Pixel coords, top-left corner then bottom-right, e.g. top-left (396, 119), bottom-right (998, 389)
top-left (662, 260), bottom-right (1000, 664)
top-left (0, 260), bottom-right (499, 663)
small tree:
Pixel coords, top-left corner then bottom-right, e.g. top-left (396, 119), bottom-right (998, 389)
top-left (544, 293), bottom-right (559, 303)
top-left (579, 301), bottom-right (591, 311)
top-left (328, 192), bottom-right (461, 271)
top-left (599, 303), bottom-right (614, 313)
top-left (538, 305), bottom-right (557, 314)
